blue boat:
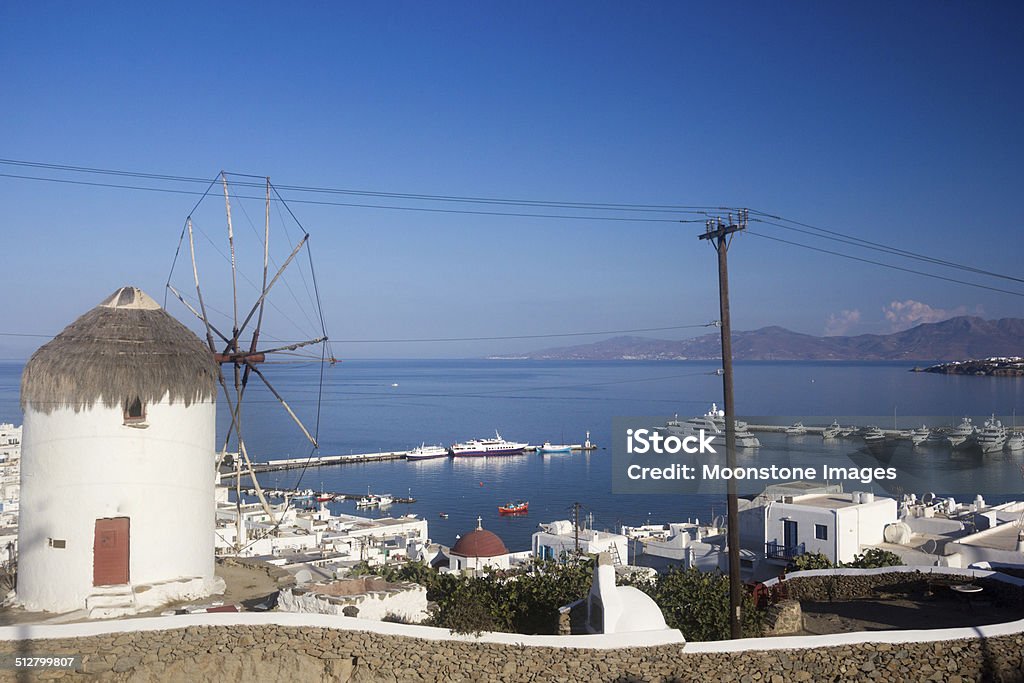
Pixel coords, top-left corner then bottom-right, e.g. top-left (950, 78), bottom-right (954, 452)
top-left (538, 442), bottom-right (571, 454)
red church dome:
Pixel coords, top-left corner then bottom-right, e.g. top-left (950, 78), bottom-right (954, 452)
top-left (451, 528), bottom-right (508, 558)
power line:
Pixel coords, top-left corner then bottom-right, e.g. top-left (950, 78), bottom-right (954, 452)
top-left (747, 231), bottom-right (1024, 297)
top-left (749, 214), bottom-right (1024, 286)
top-left (4, 158), bottom-right (1022, 299)
top-left (0, 322), bottom-right (716, 343)
top-left (0, 157), bottom-right (732, 213)
top-left (0, 171), bottom-right (709, 224)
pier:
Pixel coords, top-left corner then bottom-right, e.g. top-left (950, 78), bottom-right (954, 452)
top-left (219, 442), bottom-right (601, 479)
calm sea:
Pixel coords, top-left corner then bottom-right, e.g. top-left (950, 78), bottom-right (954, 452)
top-left (2, 359), bottom-right (1023, 550)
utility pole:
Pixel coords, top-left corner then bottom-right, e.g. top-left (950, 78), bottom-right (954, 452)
top-left (573, 502), bottom-right (581, 556)
top-left (699, 208), bottom-right (748, 639)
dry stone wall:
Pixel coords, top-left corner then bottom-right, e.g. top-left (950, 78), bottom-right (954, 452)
top-left (1, 624), bottom-right (1023, 682)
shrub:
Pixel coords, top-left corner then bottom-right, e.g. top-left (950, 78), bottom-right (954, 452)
top-left (632, 566), bottom-right (763, 641)
top-left (788, 551), bottom-right (834, 572)
top-left (844, 548), bottom-right (904, 569)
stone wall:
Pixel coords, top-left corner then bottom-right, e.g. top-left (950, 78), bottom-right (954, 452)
top-left (2, 624), bottom-right (1023, 682)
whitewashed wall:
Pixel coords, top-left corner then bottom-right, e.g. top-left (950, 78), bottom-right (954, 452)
top-left (18, 396), bottom-right (217, 612)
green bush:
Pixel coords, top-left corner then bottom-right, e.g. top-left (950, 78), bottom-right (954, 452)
top-left (844, 548), bottom-right (904, 569)
top-left (364, 558), bottom-right (765, 641)
top-left (788, 551), bottom-right (834, 572)
top-left (631, 567), bottom-right (763, 641)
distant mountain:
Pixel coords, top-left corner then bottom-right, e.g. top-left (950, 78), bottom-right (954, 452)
top-left (494, 317), bottom-right (1024, 361)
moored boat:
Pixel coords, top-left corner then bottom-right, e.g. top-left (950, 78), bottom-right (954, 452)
top-left (948, 417), bottom-right (976, 448)
top-left (355, 492), bottom-right (393, 507)
top-left (538, 442), bottom-right (571, 454)
top-left (909, 425), bottom-right (931, 446)
top-left (498, 500), bottom-right (528, 514)
top-left (861, 426), bottom-right (886, 445)
top-left (976, 416), bottom-right (1008, 454)
top-left (1006, 432), bottom-right (1024, 453)
top-left (407, 443), bottom-right (449, 461)
top-left (450, 431), bottom-right (528, 457)
top-left (785, 422), bottom-right (807, 436)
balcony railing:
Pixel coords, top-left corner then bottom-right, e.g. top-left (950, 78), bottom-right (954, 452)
top-left (765, 540), bottom-right (805, 560)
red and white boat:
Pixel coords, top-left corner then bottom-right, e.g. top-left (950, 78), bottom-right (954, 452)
top-left (498, 500), bottom-right (529, 515)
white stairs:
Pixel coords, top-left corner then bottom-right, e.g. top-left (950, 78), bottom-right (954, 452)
top-left (86, 584), bottom-right (137, 619)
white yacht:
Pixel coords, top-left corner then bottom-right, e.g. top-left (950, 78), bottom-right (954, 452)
top-left (660, 404), bottom-right (724, 441)
top-left (732, 423), bottom-right (761, 448)
top-left (1006, 431), bottom-right (1024, 453)
top-left (908, 425), bottom-right (931, 447)
top-left (785, 422), bottom-right (807, 436)
top-left (659, 404), bottom-right (760, 448)
top-left (948, 417), bottom-right (976, 448)
top-left (821, 421), bottom-right (842, 439)
top-left (861, 426), bottom-right (886, 445)
top-left (976, 416), bottom-right (1008, 454)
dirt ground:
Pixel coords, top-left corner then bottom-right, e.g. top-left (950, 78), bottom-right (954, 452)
top-left (800, 593), bottom-right (1017, 635)
top-left (0, 559), bottom-right (282, 626)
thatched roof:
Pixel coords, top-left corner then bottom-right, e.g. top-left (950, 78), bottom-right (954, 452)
top-left (21, 286), bottom-right (219, 414)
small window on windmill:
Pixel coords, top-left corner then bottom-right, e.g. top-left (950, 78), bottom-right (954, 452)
top-left (123, 396), bottom-right (147, 427)
top-left (48, 538), bottom-right (66, 549)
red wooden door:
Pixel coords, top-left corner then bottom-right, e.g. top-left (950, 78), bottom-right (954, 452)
top-left (93, 517), bottom-right (130, 586)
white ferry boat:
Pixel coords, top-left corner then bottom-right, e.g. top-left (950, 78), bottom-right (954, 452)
top-left (976, 416), bottom-right (1008, 453)
top-left (406, 443), bottom-right (449, 461)
top-left (450, 431), bottom-right (528, 457)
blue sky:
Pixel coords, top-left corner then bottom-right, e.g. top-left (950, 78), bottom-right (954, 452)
top-left (1, 2), bottom-right (1022, 358)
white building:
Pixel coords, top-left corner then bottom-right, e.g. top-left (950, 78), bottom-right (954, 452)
top-left (740, 489), bottom-right (897, 568)
top-left (533, 520), bottom-right (628, 565)
top-left (623, 522), bottom-right (733, 573)
top-left (17, 286), bottom-right (224, 615)
top-left (874, 496), bottom-right (1024, 569)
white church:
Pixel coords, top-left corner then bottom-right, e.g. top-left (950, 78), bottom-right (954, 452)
top-left (17, 286), bottom-right (224, 616)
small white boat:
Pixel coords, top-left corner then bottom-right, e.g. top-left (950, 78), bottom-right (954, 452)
top-left (785, 422), bottom-right (807, 436)
top-left (355, 489), bottom-right (394, 507)
top-left (538, 442), bottom-right (572, 454)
